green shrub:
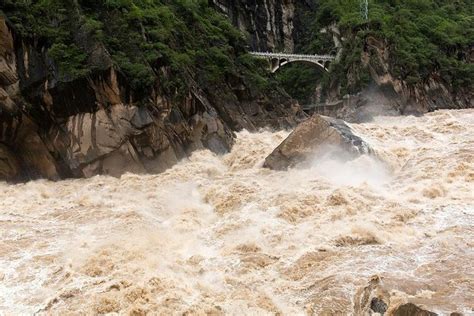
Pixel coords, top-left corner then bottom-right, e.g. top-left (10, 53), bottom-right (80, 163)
top-left (48, 43), bottom-right (90, 80)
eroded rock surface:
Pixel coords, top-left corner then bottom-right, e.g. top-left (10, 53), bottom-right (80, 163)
top-left (0, 143), bottom-right (19, 179)
top-left (212, 0), bottom-right (296, 52)
top-left (360, 37), bottom-right (472, 113)
top-left (0, 17), bottom-right (302, 181)
top-left (264, 114), bottom-right (372, 170)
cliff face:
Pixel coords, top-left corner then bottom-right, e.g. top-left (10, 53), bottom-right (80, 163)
top-left (329, 35), bottom-right (473, 118)
top-left (0, 17), bottom-right (301, 181)
top-left (215, 1), bottom-right (473, 114)
top-left (212, 0), bottom-right (305, 52)
top-left (361, 37), bottom-right (473, 113)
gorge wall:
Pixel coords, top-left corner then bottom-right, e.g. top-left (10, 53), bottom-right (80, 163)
top-left (1, 0), bottom-right (472, 181)
top-left (214, 0), bottom-right (473, 115)
top-left (211, 0), bottom-right (312, 53)
top-left (359, 36), bottom-right (473, 113)
top-left (0, 15), bottom-right (301, 181)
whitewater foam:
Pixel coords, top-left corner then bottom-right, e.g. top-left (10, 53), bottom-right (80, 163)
top-left (0, 109), bottom-right (473, 314)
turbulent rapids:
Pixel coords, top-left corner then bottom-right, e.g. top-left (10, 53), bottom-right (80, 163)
top-left (0, 110), bottom-right (473, 315)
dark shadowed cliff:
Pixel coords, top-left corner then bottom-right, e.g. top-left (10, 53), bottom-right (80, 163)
top-left (211, 0), bottom-right (315, 53)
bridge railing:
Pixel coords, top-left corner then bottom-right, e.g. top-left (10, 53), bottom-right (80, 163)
top-left (250, 51), bottom-right (335, 60)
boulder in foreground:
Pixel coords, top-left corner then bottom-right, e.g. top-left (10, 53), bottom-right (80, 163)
top-left (264, 114), bottom-right (373, 170)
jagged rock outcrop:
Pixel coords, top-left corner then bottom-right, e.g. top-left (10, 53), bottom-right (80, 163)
top-left (0, 18), bottom-right (61, 180)
top-left (211, 0), bottom-right (301, 52)
top-left (264, 114), bottom-right (372, 170)
top-left (311, 38), bottom-right (473, 119)
top-left (354, 276), bottom-right (465, 316)
top-left (0, 17), bottom-right (302, 181)
top-left (319, 36), bottom-right (472, 116)
top-left (361, 37), bottom-right (473, 113)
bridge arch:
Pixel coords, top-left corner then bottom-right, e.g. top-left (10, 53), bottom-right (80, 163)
top-left (250, 52), bottom-right (335, 73)
top-left (270, 58), bottom-right (330, 73)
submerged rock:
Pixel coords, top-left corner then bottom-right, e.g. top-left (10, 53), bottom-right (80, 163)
top-left (264, 114), bottom-right (373, 170)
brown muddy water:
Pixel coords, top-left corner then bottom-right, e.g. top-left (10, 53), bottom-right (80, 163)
top-left (0, 110), bottom-right (473, 315)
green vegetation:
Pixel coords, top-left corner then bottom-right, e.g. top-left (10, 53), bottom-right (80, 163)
top-left (1, 0), bottom-right (471, 105)
top-left (277, 0), bottom-right (474, 102)
top-left (0, 0), bottom-right (273, 97)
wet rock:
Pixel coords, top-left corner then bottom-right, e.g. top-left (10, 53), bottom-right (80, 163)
top-left (332, 87), bottom-right (402, 123)
top-left (354, 275), bottom-right (390, 315)
top-left (264, 114), bottom-right (373, 170)
top-left (354, 276), bottom-right (459, 316)
top-left (81, 141), bottom-right (145, 178)
top-left (49, 104), bottom-right (143, 171)
top-left (16, 127), bottom-right (60, 180)
top-left (0, 18), bottom-right (20, 114)
top-left (370, 297), bottom-right (388, 314)
top-left (0, 19), bottom-right (17, 85)
top-left (0, 143), bottom-right (19, 180)
top-left (392, 303), bottom-right (437, 316)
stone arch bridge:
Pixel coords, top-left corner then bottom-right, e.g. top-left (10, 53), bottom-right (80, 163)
top-left (250, 52), bottom-right (335, 73)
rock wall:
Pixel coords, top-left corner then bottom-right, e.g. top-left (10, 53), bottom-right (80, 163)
top-left (318, 29), bottom-right (472, 114)
top-left (211, 0), bottom-right (302, 52)
top-left (362, 37), bottom-right (473, 113)
top-left (0, 17), bottom-right (302, 181)
top-left (214, 1), bottom-right (473, 113)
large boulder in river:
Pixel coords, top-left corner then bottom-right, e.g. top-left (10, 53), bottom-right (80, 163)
top-left (264, 114), bottom-right (373, 170)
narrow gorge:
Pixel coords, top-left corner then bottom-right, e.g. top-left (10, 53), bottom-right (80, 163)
top-left (0, 1), bottom-right (473, 315)
top-left (0, 1), bottom-right (302, 181)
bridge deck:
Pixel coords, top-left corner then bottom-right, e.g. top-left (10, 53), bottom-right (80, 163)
top-left (250, 52), bottom-right (335, 61)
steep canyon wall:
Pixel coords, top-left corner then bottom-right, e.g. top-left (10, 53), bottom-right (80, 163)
top-left (212, 0), bottom-right (311, 52)
top-left (214, 1), bottom-right (473, 113)
top-left (0, 17), bottom-right (301, 181)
